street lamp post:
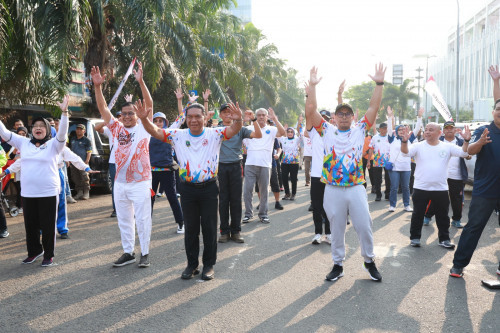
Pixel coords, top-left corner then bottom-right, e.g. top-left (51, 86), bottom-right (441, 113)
top-left (455, 0), bottom-right (460, 122)
top-left (416, 67), bottom-right (423, 115)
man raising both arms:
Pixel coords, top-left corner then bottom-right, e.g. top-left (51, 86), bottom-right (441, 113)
top-left (137, 101), bottom-right (243, 281)
top-left (306, 64), bottom-right (386, 282)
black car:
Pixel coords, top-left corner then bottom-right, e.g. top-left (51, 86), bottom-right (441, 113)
top-left (68, 117), bottom-right (112, 193)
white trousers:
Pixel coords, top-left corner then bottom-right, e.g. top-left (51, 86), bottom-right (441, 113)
top-left (114, 180), bottom-right (152, 255)
top-left (323, 184), bottom-right (375, 264)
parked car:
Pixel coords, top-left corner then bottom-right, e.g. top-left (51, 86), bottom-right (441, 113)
top-left (67, 117), bottom-right (112, 193)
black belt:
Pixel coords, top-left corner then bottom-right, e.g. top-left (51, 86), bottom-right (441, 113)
top-left (181, 177), bottom-right (217, 188)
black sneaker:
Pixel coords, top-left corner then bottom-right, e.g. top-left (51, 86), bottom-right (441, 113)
top-left (256, 204), bottom-right (260, 210)
top-left (363, 261), bottom-right (382, 281)
top-left (326, 264), bottom-right (344, 281)
top-left (0, 230), bottom-right (9, 238)
top-left (375, 196), bottom-right (381, 201)
top-left (41, 258), bottom-right (54, 267)
top-left (290, 195), bottom-right (295, 201)
top-left (275, 201), bottom-right (284, 210)
top-left (242, 216), bottom-right (251, 223)
top-left (181, 266), bottom-right (200, 279)
top-left (449, 266), bottom-right (463, 278)
top-left (110, 210), bottom-right (117, 218)
top-left (201, 265), bottom-right (215, 280)
top-left (138, 254), bottom-right (150, 268)
top-left (438, 240), bottom-right (455, 249)
top-left (497, 263), bottom-right (500, 276)
top-left (260, 217), bottom-right (270, 224)
top-left (22, 251), bottom-right (44, 264)
top-left (308, 204), bottom-right (313, 212)
top-left (113, 253), bottom-right (136, 267)
top-left (60, 233), bottom-right (69, 239)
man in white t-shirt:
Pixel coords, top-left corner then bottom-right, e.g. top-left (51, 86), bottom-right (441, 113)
top-left (137, 101), bottom-right (243, 281)
top-left (91, 62), bottom-right (154, 268)
top-left (401, 123), bottom-right (471, 249)
top-left (306, 64), bottom-right (386, 282)
top-left (242, 108), bottom-right (285, 224)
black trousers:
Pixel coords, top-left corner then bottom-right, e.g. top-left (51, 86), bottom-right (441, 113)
top-left (22, 196), bottom-right (58, 259)
top-left (179, 181), bottom-right (218, 268)
top-left (371, 166), bottom-right (391, 198)
top-left (410, 189), bottom-right (450, 242)
top-left (218, 162), bottom-right (243, 235)
top-left (281, 163), bottom-right (299, 195)
top-left (151, 170), bottom-right (184, 226)
top-left (362, 158), bottom-right (374, 189)
top-left (425, 178), bottom-right (464, 221)
top-left (310, 177), bottom-right (330, 235)
top-left (0, 194), bottom-right (7, 231)
top-left (276, 160), bottom-right (283, 188)
top-left (410, 162), bottom-right (416, 194)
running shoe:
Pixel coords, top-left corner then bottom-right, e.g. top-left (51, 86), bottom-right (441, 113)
top-left (410, 239), bottom-right (421, 247)
top-left (138, 254), bottom-right (150, 268)
top-left (423, 216), bottom-right (431, 226)
top-left (312, 234), bottom-right (321, 245)
top-left (177, 225), bottom-right (185, 234)
top-left (22, 251), bottom-right (44, 264)
top-left (324, 234), bottom-right (332, 245)
top-left (326, 264), bottom-right (344, 281)
top-left (41, 258), bottom-right (53, 267)
top-left (404, 206), bottom-right (413, 212)
top-left (451, 220), bottom-right (463, 228)
top-left (0, 230), bottom-right (9, 238)
top-left (363, 261), bottom-right (382, 281)
top-left (449, 266), bottom-right (463, 278)
top-left (113, 253), bottom-right (136, 267)
top-left (438, 240), bottom-right (455, 249)
top-left (242, 216), bottom-right (251, 223)
top-left (260, 217), bottom-right (270, 224)
top-left (275, 202), bottom-right (284, 210)
top-left (388, 206), bottom-right (395, 212)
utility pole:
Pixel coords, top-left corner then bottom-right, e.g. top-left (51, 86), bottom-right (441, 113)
top-left (416, 67), bottom-right (423, 115)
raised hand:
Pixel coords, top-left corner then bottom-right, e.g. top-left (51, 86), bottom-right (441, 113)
top-left (90, 66), bottom-right (106, 86)
top-left (188, 92), bottom-right (199, 104)
top-left (368, 62), bottom-right (386, 83)
top-left (460, 125), bottom-right (471, 141)
top-left (202, 89), bottom-right (211, 100)
top-left (207, 110), bottom-right (215, 119)
top-left (304, 82), bottom-right (311, 96)
top-left (268, 107), bottom-right (278, 121)
top-left (133, 61), bottom-right (143, 83)
top-left (133, 99), bottom-right (150, 120)
top-left (478, 128), bottom-right (491, 146)
top-left (386, 106), bottom-right (394, 118)
top-left (400, 126), bottom-right (411, 142)
top-left (174, 88), bottom-right (183, 100)
top-left (228, 102), bottom-right (243, 120)
top-left (244, 109), bottom-right (254, 122)
top-left (338, 80), bottom-right (346, 95)
top-left (488, 65), bottom-right (500, 81)
top-left (309, 66), bottom-right (322, 86)
top-left (298, 114), bottom-right (304, 123)
top-left (417, 107), bottom-right (425, 117)
top-left (124, 94), bottom-right (133, 103)
top-left (88, 170), bottom-right (101, 174)
top-left (57, 95), bottom-right (70, 111)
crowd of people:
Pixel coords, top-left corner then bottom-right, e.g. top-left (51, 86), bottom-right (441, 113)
top-left (0, 61), bottom-right (498, 283)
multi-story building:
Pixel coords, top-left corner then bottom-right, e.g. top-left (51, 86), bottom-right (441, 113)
top-left (429, 0), bottom-right (499, 121)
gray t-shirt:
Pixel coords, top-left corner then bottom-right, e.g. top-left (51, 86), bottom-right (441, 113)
top-left (70, 136), bottom-right (92, 161)
top-left (219, 126), bottom-right (252, 163)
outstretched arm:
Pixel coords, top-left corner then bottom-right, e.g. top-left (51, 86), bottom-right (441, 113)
top-left (337, 80), bottom-right (345, 105)
top-left (203, 89), bottom-right (211, 115)
top-left (134, 61), bottom-right (153, 121)
top-left (135, 99), bottom-right (164, 141)
top-left (269, 108), bottom-right (285, 137)
top-left (175, 88), bottom-right (184, 115)
top-left (246, 110), bottom-right (262, 138)
top-left (365, 63), bottom-right (386, 126)
top-left (488, 65), bottom-right (500, 101)
top-left (224, 103), bottom-right (243, 139)
top-left (90, 66), bottom-right (112, 124)
top-left (305, 67), bottom-right (323, 130)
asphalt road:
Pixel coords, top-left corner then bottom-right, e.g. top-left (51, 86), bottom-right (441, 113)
top-left (0, 175), bottom-right (499, 333)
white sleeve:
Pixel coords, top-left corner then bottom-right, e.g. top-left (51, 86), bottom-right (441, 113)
top-left (62, 147), bottom-right (90, 171)
top-left (402, 142), bottom-right (418, 157)
top-left (102, 127), bottom-right (111, 138)
top-left (7, 158), bottom-right (21, 174)
top-left (387, 117), bottom-right (393, 136)
top-left (53, 114), bottom-right (69, 154)
top-left (169, 111), bottom-right (185, 129)
top-left (413, 117), bottom-right (423, 135)
top-left (0, 121), bottom-right (28, 150)
top-left (450, 144), bottom-right (468, 158)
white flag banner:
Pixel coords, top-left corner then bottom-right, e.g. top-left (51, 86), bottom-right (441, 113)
top-left (424, 76), bottom-right (453, 121)
top-left (107, 57), bottom-right (136, 110)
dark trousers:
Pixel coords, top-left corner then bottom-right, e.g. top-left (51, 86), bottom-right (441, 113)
top-left (281, 163), bottom-right (299, 195)
top-left (276, 160), bottom-right (283, 188)
top-left (22, 196), bottom-right (58, 259)
top-left (70, 165), bottom-right (89, 192)
top-left (179, 181), bottom-right (218, 268)
top-left (410, 189), bottom-right (450, 242)
top-left (0, 195), bottom-right (7, 231)
top-left (362, 158), bottom-right (374, 189)
top-left (151, 170), bottom-right (184, 226)
top-left (218, 162), bottom-right (243, 235)
top-left (371, 166), bottom-right (391, 198)
top-left (409, 162), bottom-right (416, 194)
top-left (311, 177), bottom-right (330, 235)
top-left (14, 181), bottom-right (22, 208)
top-left (425, 179), bottom-right (464, 221)
top-left (453, 196), bottom-right (499, 268)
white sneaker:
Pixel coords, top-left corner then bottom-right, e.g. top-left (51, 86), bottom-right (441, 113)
top-left (404, 206), bottom-right (413, 212)
top-left (324, 234), bottom-right (332, 245)
top-left (18, 208), bottom-right (23, 214)
top-left (388, 206), bottom-right (395, 212)
top-left (312, 234), bottom-right (322, 245)
top-left (177, 225), bottom-right (185, 234)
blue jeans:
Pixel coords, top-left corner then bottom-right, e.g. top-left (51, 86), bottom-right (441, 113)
top-left (453, 196), bottom-right (499, 268)
top-left (63, 164), bottom-right (71, 197)
top-left (389, 170), bottom-right (410, 207)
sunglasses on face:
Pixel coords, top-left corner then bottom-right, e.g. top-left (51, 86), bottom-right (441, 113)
top-left (335, 112), bottom-right (353, 118)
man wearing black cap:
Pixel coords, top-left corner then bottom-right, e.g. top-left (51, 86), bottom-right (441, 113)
top-left (424, 120), bottom-right (470, 228)
top-left (70, 124), bottom-right (92, 200)
top-left (306, 64), bottom-right (386, 282)
top-left (218, 104), bottom-right (262, 244)
top-left (368, 122), bottom-right (391, 201)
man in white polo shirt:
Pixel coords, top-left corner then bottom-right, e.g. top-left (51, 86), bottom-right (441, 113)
top-left (242, 108), bottom-right (285, 224)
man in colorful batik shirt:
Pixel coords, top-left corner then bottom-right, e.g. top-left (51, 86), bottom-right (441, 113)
top-left (368, 123), bottom-right (391, 201)
top-left (137, 101), bottom-right (243, 281)
top-left (305, 64), bottom-right (386, 282)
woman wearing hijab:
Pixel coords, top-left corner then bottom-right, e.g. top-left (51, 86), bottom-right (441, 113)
top-left (149, 112), bottom-right (184, 233)
top-left (0, 96), bottom-right (69, 266)
top-left (280, 126), bottom-right (302, 201)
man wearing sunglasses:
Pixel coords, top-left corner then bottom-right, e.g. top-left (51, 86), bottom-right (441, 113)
top-left (305, 64), bottom-right (386, 282)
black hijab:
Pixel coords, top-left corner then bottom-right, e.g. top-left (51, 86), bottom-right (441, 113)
top-left (30, 117), bottom-right (52, 146)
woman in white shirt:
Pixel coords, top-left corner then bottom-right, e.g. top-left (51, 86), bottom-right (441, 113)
top-left (0, 96), bottom-right (69, 266)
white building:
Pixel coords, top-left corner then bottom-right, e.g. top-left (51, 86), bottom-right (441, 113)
top-left (428, 0), bottom-right (499, 121)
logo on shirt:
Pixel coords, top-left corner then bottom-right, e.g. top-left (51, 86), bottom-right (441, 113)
top-left (186, 140), bottom-right (191, 147)
top-left (266, 129), bottom-right (271, 134)
top-left (439, 150), bottom-right (447, 158)
top-left (202, 139), bottom-right (208, 146)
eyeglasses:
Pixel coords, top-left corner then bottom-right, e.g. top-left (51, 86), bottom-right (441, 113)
top-left (335, 112), bottom-right (353, 118)
top-left (121, 112), bottom-right (135, 117)
top-left (32, 125), bottom-right (46, 129)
